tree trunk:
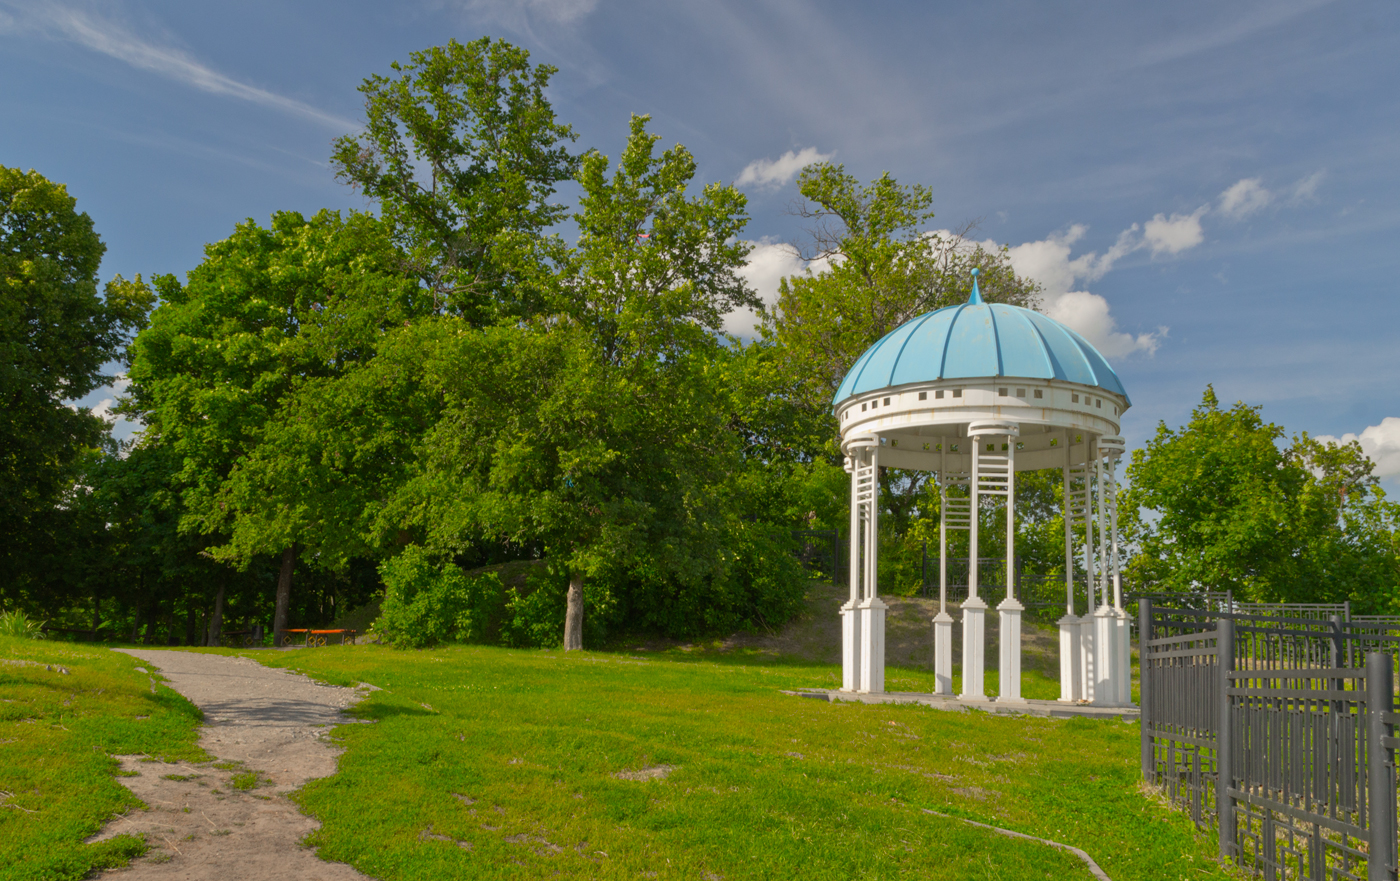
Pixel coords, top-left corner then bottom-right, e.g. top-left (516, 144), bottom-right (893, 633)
top-left (184, 603), bottom-right (197, 646)
top-left (273, 546), bottom-right (296, 646)
top-left (208, 581), bottom-right (226, 647)
top-left (564, 571), bottom-right (584, 651)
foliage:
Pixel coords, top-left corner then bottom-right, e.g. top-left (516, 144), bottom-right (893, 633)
top-left (331, 37), bottom-right (578, 323)
top-left (0, 637), bottom-right (207, 880)
top-left (1123, 386), bottom-right (1400, 607)
top-left (377, 547), bottom-right (507, 649)
top-left (240, 642), bottom-right (1234, 881)
top-left (0, 166), bottom-right (153, 601)
top-left (0, 610), bottom-right (44, 639)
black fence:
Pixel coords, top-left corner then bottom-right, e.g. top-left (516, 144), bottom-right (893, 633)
top-left (1141, 599), bottom-right (1400, 879)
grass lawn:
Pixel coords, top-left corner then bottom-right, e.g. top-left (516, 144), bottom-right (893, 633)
top-left (225, 643), bottom-right (1231, 881)
top-left (0, 636), bottom-right (208, 881)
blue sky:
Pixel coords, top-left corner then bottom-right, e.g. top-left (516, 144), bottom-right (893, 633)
top-left (4, 0), bottom-right (1398, 490)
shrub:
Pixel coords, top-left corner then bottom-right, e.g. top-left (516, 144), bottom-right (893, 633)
top-left (0, 609), bottom-right (45, 639)
top-left (499, 568), bottom-right (568, 649)
top-left (376, 547), bottom-right (505, 649)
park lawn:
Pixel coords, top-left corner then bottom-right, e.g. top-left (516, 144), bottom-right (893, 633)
top-left (0, 636), bottom-right (209, 881)
top-left (235, 643), bottom-right (1230, 881)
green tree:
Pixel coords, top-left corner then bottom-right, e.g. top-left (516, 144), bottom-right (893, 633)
top-left (331, 37), bottom-right (579, 324)
top-left (0, 166), bottom-right (153, 602)
top-left (124, 210), bottom-right (423, 640)
top-left (1123, 386), bottom-right (1400, 606)
top-left (392, 116), bottom-right (764, 649)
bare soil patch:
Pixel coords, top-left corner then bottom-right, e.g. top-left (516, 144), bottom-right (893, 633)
top-left (91, 649), bottom-right (375, 879)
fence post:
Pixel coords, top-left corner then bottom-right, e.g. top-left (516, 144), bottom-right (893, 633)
top-left (1217, 615), bottom-right (1236, 862)
top-left (1139, 597), bottom-right (1153, 779)
top-left (1366, 651), bottom-right (1395, 881)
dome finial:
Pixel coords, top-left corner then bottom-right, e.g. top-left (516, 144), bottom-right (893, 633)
top-left (967, 267), bottom-right (984, 305)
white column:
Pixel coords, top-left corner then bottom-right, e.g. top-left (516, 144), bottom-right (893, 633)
top-left (841, 451), bottom-right (861, 692)
top-left (857, 442), bottom-right (887, 694)
top-left (997, 433), bottom-right (1025, 704)
top-left (1079, 437), bottom-right (1098, 703)
top-left (1058, 433), bottom-right (1082, 702)
top-left (961, 436), bottom-right (987, 701)
top-left (933, 443), bottom-right (953, 695)
top-left (1090, 438), bottom-right (1120, 706)
top-left (834, 442), bottom-right (868, 691)
top-left (1102, 437), bottom-right (1132, 706)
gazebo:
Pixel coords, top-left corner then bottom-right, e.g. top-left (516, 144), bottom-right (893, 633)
top-left (833, 269), bottom-right (1132, 706)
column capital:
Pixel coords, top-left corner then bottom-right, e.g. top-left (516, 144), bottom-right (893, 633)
top-left (968, 419), bottom-right (1020, 438)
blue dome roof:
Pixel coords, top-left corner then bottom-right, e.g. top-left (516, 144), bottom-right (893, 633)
top-left (832, 274), bottom-right (1131, 406)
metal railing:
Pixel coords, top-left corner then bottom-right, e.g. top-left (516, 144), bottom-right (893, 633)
top-left (1140, 599), bottom-right (1400, 879)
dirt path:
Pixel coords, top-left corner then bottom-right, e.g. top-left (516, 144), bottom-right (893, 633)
top-left (91, 649), bottom-right (375, 879)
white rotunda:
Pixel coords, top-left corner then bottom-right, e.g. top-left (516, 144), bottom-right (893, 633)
top-left (833, 269), bottom-right (1132, 706)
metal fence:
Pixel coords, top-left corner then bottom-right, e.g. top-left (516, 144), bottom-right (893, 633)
top-left (1140, 599), bottom-right (1400, 879)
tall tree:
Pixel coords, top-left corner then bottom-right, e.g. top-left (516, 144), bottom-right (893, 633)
top-left (331, 37), bottom-right (579, 324)
top-left (394, 115), bottom-right (760, 649)
top-left (0, 166), bottom-right (152, 602)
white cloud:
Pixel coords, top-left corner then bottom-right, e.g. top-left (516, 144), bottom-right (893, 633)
top-left (1002, 224), bottom-right (1166, 358)
top-left (4, 4), bottom-right (356, 130)
top-left (1291, 170), bottom-right (1325, 202)
top-left (1218, 178), bottom-right (1273, 219)
top-left (1317, 417), bottom-right (1400, 480)
top-left (736, 147), bottom-right (833, 190)
top-left (1046, 291), bottom-right (1166, 358)
top-left (726, 239), bottom-right (819, 337)
top-left (1142, 206), bottom-right (1208, 255)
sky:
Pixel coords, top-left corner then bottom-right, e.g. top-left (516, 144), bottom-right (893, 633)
top-left (3, 0), bottom-right (1398, 490)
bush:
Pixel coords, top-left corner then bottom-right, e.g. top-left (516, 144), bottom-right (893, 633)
top-left (376, 547), bottom-right (505, 649)
top-left (0, 609), bottom-right (45, 639)
top-left (499, 567), bottom-right (570, 649)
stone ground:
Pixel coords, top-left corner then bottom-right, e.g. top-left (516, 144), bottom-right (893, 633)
top-left (90, 649), bottom-right (374, 880)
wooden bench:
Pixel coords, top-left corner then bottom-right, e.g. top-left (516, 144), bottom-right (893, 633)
top-left (280, 629), bottom-right (356, 647)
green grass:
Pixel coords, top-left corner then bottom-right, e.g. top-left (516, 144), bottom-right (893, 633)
top-left (230, 643), bottom-right (1232, 881)
top-left (230, 770), bottom-right (270, 791)
top-left (0, 636), bottom-right (208, 881)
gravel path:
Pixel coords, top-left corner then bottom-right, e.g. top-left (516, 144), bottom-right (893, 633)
top-left (91, 649), bottom-right (376, 879)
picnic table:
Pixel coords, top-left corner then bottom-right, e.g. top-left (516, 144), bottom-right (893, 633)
top-left (280, 628), bottom-right (356, 647)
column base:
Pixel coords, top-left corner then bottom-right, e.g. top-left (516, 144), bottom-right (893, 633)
top-left (933, 611), bottom-right (954, 695)
top-left (996, 597), bottom-right (1026, 704)
top-left (1092, 604), bottom-right (1128, 707)
top-left (857, 597), bottom-right (887, 695)
top-left (1057, 613), bottom-right (1083, 702)
top-left (959, 596), bottom-right (987, 701)
top-left (840, 600), bottom-right (860, 693)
